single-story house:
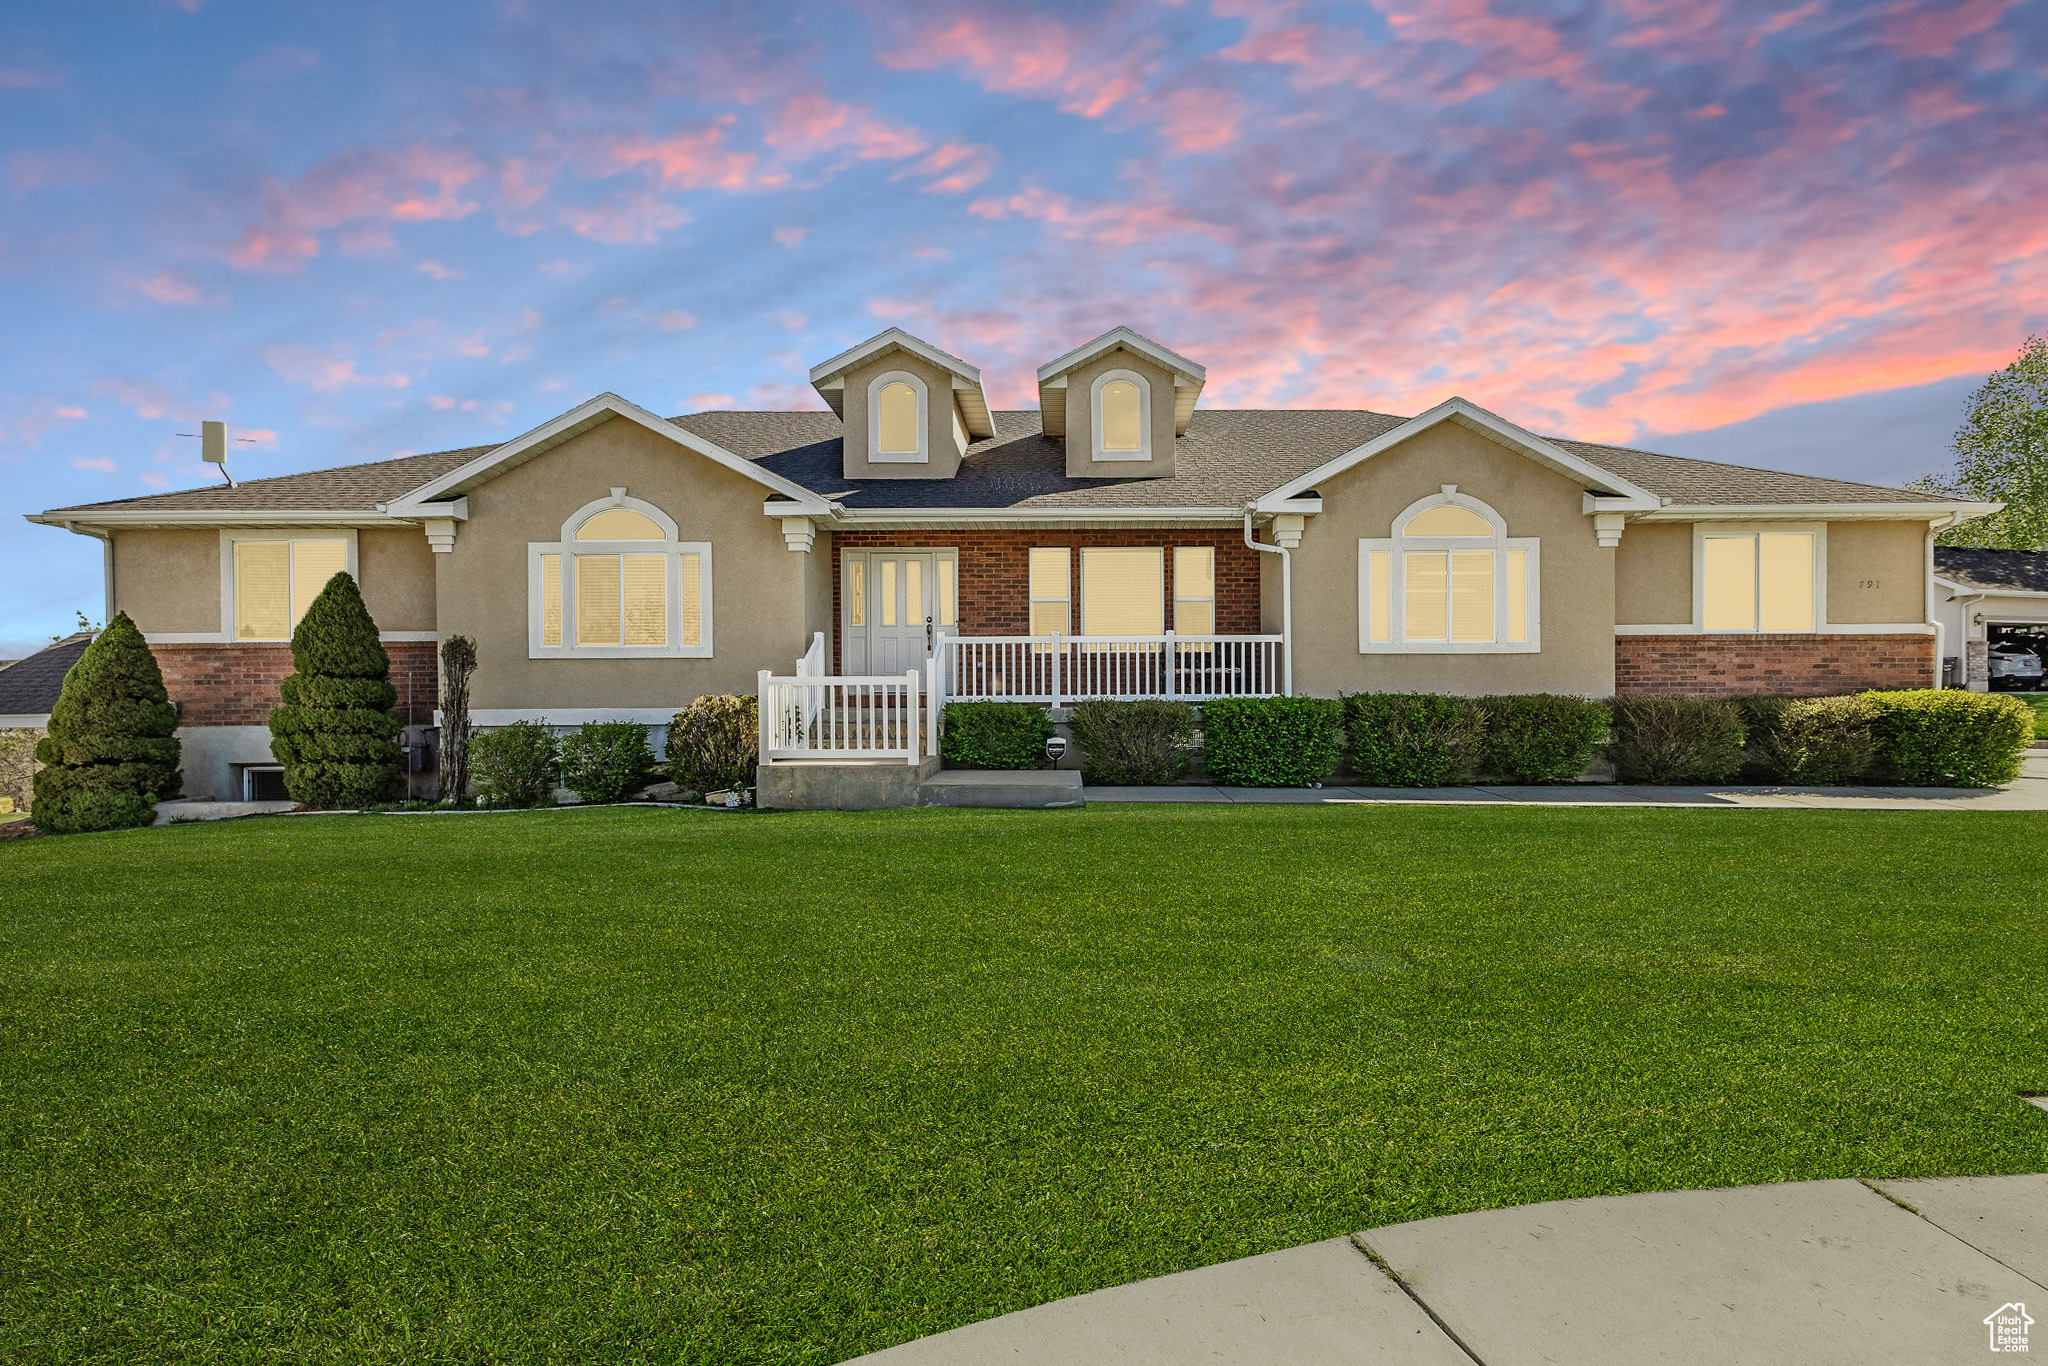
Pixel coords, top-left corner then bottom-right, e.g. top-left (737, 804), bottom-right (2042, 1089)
top-left (0, 631), bottom-right (94, 730)
top-left (1933, 547), bottom-right (2048, 690)
top-left (27, 326), bottom-right (1996, 800)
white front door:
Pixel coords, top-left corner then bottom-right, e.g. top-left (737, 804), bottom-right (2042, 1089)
top-left (869, 551), bottom-right (935, 674)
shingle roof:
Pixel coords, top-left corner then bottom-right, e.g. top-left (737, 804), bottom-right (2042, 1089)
top-left (0, 632), bottom-right (92, 720)
top-left (1935, 547), bottom-right (2048, 594)
top-left (36, 408), bottom-right (1961, 519)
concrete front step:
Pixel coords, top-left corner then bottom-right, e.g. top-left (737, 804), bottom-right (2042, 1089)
top-left (919, 769), bottom-right (1083, 809)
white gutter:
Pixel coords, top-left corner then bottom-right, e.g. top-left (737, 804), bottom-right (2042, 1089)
top-left (1243, 509), bottom-right (1292, 695)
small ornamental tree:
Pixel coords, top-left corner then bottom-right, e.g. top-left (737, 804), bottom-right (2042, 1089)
top-left (268, 572), bottom-right (405, 808)
top-left (32, 613), bottom-right (181, 833)
top-left (437, 634), bottom-right (477, 802)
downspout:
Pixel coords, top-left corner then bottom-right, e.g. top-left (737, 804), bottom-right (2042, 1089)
top-left (63, 521), bottom-right (113, 626)
top-left (1244, 509), bottom-right (1292, 695)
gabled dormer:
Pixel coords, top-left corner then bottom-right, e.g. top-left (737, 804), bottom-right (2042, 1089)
top-left (808, 328), bottom-right (994, 481)
top-left (1037, 327), bottom-right (1205, 479)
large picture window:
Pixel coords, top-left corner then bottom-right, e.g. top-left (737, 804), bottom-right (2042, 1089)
top-left (229, 535), bottom-right (350, 641)
top-left (1357, 491), bottom-right (1539, 653)
top-left (529, 495), bottom-right (712, 658)
top-left (1081, 547), bottom-right (1164, 636)
top-left (1701, 530), bottom-right (1816, 632)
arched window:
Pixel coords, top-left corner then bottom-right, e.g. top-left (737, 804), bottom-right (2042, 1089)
top-left (530, 491), bottom-right (713, 658)
top-left (1091, 369), bottom-right (1151, 462)
top-left (1358, 487), bottom-right (1539, 653)
top-left (868, 371), bottom-right (928, 463)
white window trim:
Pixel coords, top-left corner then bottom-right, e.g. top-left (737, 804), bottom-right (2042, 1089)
top-left (217, 528), bottom-right (360, 642)
top-left (1356, 489), bottom-right (1539, 653)
top-left (1090, 368), bottom-right (1152, 463)
top-left (1690, 520), bottom-right (1827, 633)
top-left (528, 493), bottom-right (712, 659)
top-left (1079, 545), bottom-right (1166, 636)
top-left (868, 370), bottom-right (930, 464)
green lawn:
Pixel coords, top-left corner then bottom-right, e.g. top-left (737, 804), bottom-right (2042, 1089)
top-left (2018, 693), bottom-right (2048, 736)
top-left (3, 807), bottom-right (2045, 1364)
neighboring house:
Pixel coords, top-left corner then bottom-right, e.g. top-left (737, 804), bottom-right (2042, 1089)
top-left (0, 631), bottom-right (94, 729)
top-left (1934, 547), bottom-right (2048, 690)
top-left (27, 326), bottom-right (1994, 800)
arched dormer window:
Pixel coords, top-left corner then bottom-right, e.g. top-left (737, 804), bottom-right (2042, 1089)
top-left (869, 371), bottom-right (928, 464)
top-left (530, 490), bottom-right (713, 658)
top-left (1091, 369), bottom-right (1151, 462)
top-left (1358, 486), bottom-right (1539, 653)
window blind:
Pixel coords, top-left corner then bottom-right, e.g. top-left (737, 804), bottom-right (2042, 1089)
top-left (234, 540), bottom-right (292, 641)
top-left (622, 554), bottom-right (667, 646)
top-left (677, 553), bottom-right (702, 646)
top-left (1702, 536), bottom-right (1758, 631)
top-left (1081, 547), bottom-right (1163, 636)
top-left (540, 554), bottom-right (562, 646)
top-left (291, 540), bottom-right (348, 625)
top-left (576, 555), bottom-right (622, 646)
top-left (1173, 546), bottom-right (1214, 636)
top-left (1029, 547), bottom-right (1069, 635)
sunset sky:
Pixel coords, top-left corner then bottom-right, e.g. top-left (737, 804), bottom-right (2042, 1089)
top-left (3, 0), bottom-right (2044, 656)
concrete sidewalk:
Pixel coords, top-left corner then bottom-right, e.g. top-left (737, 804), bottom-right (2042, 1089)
top-left (846, 1174), bottom-right (2048, 1364)
top-left (1085, 752), bottom-right (2048, 811)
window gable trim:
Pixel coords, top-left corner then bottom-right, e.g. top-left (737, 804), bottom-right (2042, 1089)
top-left (1090, 368), bottom-right (1153, 463)
top-left (866, 370), bottom-right (931, 464)
top-left (561, 490), bottom-right (679, 542)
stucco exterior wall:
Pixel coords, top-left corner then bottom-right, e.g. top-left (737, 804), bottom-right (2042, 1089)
top-left (1825, 520), bottom-right (1929, 624)
top-left (1060, 349), bottom-right (1178, 479)
top-left (437, 415), bottom-right (817, 712)
top-left (839, 350), bottom-right (965, 481)
top-left (111, 529), bottom-right (219, 633)
top-left (1614, 521), bottom-right (1692, 625)
top-left (1288, 421), bottom-right (1616, 696)
top-left (357, 527), bottom-right (437, 633)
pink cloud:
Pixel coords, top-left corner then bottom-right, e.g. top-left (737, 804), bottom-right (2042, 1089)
top-left (71, 456), bottom-right (116, 472)
top-left (91, 377), bottom-right (227, 422)
top-left (772, 224), bottom-right (807, 247)
top-left (138, 269), bottom-right (209, 305)
top-left (558, 191), bottom-right (690, 246)
top-left (909, 141), bottom-right (998, 193)
top-left (417, 259), bottom-right (462, 280)
top-left (684, 391), bottom-right (738, 409)
top-left (263, 343), bottom-right (409, 392)
top-left (225, 145), bottom-right (485, 272)
top-left (765, 91), bottom-right (928, 161)
top-left (657, 309), bottom-right (697, 332)
top-left (0, 65), bottom-right (63, 90)
top-left (878, 10), bottom-right (1147, 118)
top-left (1878, 0), bottom-right (2015, 56)
top-left (610, 122), bottom-right (757, 190)
top-left (1146, 89), bottom-right (1242, 153)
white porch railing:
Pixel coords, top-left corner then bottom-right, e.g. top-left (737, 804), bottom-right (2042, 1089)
top-left (937, 633), bottom-right (1283, 704)
top-left (759, 667), bottom-right (924, 764)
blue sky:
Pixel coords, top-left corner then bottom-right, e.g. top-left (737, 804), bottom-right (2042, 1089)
top-left (4, 0), bottom-right (2045, 657)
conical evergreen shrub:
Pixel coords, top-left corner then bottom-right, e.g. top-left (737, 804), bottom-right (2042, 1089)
top-left (268, 572), bottom-right (405, 807)
top-left (32, 613), bottom-right (181, 833)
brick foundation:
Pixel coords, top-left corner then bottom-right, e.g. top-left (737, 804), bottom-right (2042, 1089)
top-left (152, 641), bottom-right (439, 727)
top-left (1614, 633), bottom-right (1935, 696)
top-left (829, 529), bottom-right (1261, 667)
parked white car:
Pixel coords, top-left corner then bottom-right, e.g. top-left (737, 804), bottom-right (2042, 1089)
top-left (1988, 641), bottom-right (2044, 690)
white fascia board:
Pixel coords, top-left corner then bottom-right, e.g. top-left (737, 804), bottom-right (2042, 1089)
top-left (26, 509), bottom-right (412, 530)
top-left (807, 328), bottom-right (982, 386)
top-left (1935, 575), bottom-right (2048, 600)
top-left (1252, 397), bottom-right (1661, 512)
top-left (1035, 327), bottom-right (1207, 385)
top-left (378, 494), bottom-right (469, 520)
top-left (388, 392), bottom-right (835, 515)
top-left (825, 505), bottom-right (1249, 527)
top-left (1634, 501), bottom-right (1999, 522)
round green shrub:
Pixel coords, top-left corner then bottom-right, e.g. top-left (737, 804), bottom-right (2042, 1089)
top-left (470, 721), bottom-right (560, 808)
top-left (1607, 696), bottom-right (1746, 784)
top-left (1342, 693), bottom-right (1482, 787)
top-left (1863, 689), bottom-right (2033, 787)
top-left (667, 694), bottom-right (758, 793)
top-left (31, 613), bottom-right (181, 834)
top-left (561, 721), bottom-right (655, 803)
top-left (266, 573), bottom-right (404, 808)
top-left (1067, 699), bottom-right (1195, 784)
top-left (1473, 694), bottom-right (1609, 785)
top-left (941, 701), bottom-right (1052, 770)
top-left (1200, 696), bottom-right (1340, 787)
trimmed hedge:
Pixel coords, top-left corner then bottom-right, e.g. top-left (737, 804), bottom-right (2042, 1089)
top-left (267, 573), bottom-right (404, 808)
top-left (1201, 696), bottom-right (1341, 787)
top-left (560, 721), bottom-right (655, 803)
top-left (1341, 693), bottom-right (1481, 787)
top-left (31, 613), bottom-right (181, 833)
top-left (471, 721), bottom-right (559, 808)
top-left (1864, 689), bottom-right (2033, 787)
top-left (941, 702), bottom-right (1052, 770)
top-left (1745, 694), bottom-right (1880, 785)
top-left (1067, 699), bottom-right (1196, 785)
top-left (1608, 696), bottom-right (1746, 784)
top-left (1474, 694), bottom-right (1609, 784)
top-left (668, 694), bottom-right (758, 794)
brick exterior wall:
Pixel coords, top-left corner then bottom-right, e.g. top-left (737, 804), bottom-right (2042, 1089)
top-left (152, 641), bottom-right (439, 727)
top-left (1615, 633), bottom-right (1934, 696)
top-left (829, 529), bottom-right (1261, 667)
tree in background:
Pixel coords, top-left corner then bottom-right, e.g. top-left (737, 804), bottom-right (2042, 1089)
top-left (268, 572), bottom-right (404, 807)
top-left (31, 613), bottom-right (180, 833)
top-left (1914, 336), bottom-right (2048, 548)
top-left (436, 634), bottom-right (477, 802)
